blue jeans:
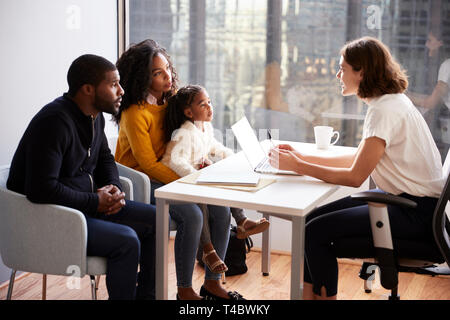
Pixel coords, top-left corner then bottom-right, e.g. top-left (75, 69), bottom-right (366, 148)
top-left (86, 199), bottom-right (156, 300)
top-left (151, 182), bottom-right (231, 287)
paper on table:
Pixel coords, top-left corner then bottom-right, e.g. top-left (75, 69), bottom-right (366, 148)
top-left (178, 171), bottom-right (276, 193)
top-left (196, 170), bottom-right (260, 186)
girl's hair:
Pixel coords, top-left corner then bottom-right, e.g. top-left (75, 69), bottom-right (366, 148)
top-left (340, 36), bottom-right (408, 99)
top-left (163, 85), bottom-right (204, 143)
top-left (113, 39), bottom-right (178, 124)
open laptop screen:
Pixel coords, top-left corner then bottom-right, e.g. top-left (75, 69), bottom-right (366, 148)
top-left (231, 117), bottom-right (267, 169)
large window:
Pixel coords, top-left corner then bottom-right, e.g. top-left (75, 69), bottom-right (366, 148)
top-left (126, 0), bottom-right (450, 160)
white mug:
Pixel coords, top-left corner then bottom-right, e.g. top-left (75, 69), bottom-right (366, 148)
top-left (314, 126), bottom-right (339, 150)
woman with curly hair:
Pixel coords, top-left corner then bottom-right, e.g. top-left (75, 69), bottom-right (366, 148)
top-left (114, 39), bottom-right (244, 300)
top-left (269, 37), bottom-right (445, 299)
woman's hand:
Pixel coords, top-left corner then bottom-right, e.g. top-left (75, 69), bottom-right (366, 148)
top-left (276, 144), bottom-right (295, 152)
top-left (276, 144), bottom-right (306, 160)
top-left (268, 147), bottom-right (302, 173)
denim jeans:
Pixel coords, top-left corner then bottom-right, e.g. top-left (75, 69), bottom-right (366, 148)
top-left (87, 199), bottom-right (156, 300)
top-left (200, 206), bottom-right (245, 248)
top-left (151, 181), bottom-right (231, 286)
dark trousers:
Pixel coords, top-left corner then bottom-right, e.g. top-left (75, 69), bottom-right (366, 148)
top-left (303, 189), bottom-right (438, 297)
top-left (86, 200), bottom-right (156, 300)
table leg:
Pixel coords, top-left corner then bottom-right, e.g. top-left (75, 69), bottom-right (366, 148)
top-left (291, 216), bottom-right (305, 300)
top-left (261, 213), bottom-right (271, 276)
top-left (156, 198), bottom-right (169, 300)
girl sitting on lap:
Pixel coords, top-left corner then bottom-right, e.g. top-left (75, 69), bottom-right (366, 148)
top-left (162, 84), bottom-right (270, 275)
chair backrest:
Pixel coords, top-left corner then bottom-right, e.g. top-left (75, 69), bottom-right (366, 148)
top-left (116, 162), bottom-right (151, 204)
top-left (119, 176), bottom-right (134, 201)
top-left (107, 135), bottom-right (118, 156)
top-left (115, 162), bottom-right (178, 230)
top-left (0, 165), bottom-right (89, 276)
top-left (432, 171), bottom-right (450, 268)
top-left (443, 148), bottom-right (450, 179)
top-left (0, 165), bottom-right (10, 189)
top-left (442, 149), bottom-right (450, 223)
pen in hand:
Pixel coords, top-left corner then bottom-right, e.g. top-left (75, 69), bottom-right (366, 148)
top-left (267, 129), bottom-right (276, 149)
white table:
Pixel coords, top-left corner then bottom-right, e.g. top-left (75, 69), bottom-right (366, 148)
top-left (155, 142), bottom-right (366, 300)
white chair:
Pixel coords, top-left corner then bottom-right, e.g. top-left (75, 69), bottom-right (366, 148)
top-left (0, 165), bottom-right (133, 300)
top-left (107, 135), bottom-right (119, 156)
top-left (115, 162), bottom-right (178, 232)
top-left (116, 162), bottom-right (150, 204)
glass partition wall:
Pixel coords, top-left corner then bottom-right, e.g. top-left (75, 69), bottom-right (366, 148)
top-left (124, 0), bottom-right (450, 160)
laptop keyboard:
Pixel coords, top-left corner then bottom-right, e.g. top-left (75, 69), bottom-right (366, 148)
top-left (256, 158), bottom-right (279, 174)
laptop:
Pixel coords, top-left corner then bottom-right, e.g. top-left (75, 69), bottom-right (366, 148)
top-left (231, 117), bottom-right (301, 175)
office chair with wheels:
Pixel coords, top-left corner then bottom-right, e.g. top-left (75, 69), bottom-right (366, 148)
top-left (0, 165), bottom-right (133, 300)
top-left (351, 172), bottom-right (450, 300)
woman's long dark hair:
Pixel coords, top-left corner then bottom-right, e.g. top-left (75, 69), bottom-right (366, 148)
top-left (163, 85), bottom-right (204, 143)
top-left (113, 39), bottom-right (178, 124)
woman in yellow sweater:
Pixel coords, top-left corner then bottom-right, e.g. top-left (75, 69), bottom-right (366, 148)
top-left (114, 39), bottom-right (244, 300)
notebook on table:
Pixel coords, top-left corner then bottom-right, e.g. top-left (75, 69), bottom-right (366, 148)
top-left (195, 170), bottom-right (260, 186)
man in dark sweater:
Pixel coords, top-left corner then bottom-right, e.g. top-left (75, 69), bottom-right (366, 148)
top-left (7, 54), bottom-right (156, 300)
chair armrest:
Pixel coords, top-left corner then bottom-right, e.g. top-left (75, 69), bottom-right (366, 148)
top-left (116, 162), bottom-right (151, 204)
top-left (351, 191), bottom-right (405, 290)
top-left (0, 188), bottom-right (88, 276)
top-left (119, 176), bottom-right (134, 201)
top-left (351, 191), bottom-right (417, 209)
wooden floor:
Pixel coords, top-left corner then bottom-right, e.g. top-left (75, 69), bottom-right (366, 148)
top-left (1, 239), bottom-right (450, 300)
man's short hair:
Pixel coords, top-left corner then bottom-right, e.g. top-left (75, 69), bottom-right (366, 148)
top-left (67, 54), bottom-right (116, 96)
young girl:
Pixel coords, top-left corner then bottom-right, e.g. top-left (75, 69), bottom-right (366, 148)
top-left (162, 84), bottom-right (270, 275)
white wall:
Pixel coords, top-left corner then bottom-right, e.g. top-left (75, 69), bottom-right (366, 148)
top-left (0, 0), bottom-right (118, 166)
top-left (0, 0), bottom-right (118, 283)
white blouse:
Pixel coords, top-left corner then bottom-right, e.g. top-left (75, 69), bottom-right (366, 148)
top-left (363, 93), bottom-right (445, 197)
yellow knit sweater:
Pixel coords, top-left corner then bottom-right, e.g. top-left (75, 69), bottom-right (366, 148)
top-left (115, 101), bottom-right (179, 184)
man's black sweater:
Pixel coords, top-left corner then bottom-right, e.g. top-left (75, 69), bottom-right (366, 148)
top-left (7, 94), bottom-right (121, 217)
